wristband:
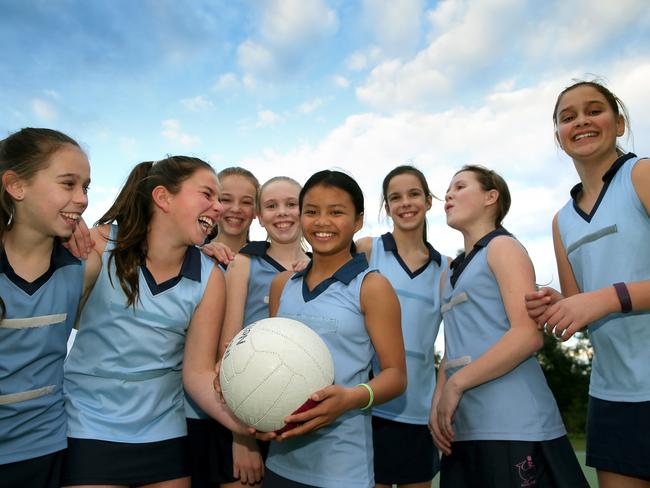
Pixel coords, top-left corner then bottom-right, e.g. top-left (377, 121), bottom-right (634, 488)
top-left (613, 282), bottom-right (632, 313)
top-left (357, 383), bottom-right (374, 410)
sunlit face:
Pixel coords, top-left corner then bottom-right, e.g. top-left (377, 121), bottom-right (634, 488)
top-left (168, 168), bottom-right (222, 245)
top-left (17, 144), bottom-right (90, 239)
top-left (217, 174), bottom-right (257, 239)
top-left (555, 85), bottom-right (625, 162)
top-left (258, 179), bottom-right (301, 245)
top-left (444, 171), bottom-right (492, 230)
top-left (385, 172), bottom-right (431, 233)
top-left (300, 184), bottom-right (363, 257)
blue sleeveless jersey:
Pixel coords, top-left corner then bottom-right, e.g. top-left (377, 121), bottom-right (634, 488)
top-left (65, 225), bottom-right (215, 442)
top-left (441, 229), bottom-right (566, 441)
top-left (0, 241), bottom-right (84, 464)
top-left (557, 154), bottom-right (650, 402)
top-left (370, 233), bottom-right (446, 424)
top-left (266, 253), bottom-right (375, 488)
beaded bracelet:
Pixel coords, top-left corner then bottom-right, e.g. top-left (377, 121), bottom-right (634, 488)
top-left (357, 383), bottom-right (374, 410)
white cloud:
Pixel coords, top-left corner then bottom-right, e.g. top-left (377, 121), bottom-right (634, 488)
top-left (361, 0), bottom-right (424, 57)
top-left (160, 119), bottom-right (200, 145)
top-left (181, 95), bottom-right (214, 111)
top-left (255, 110), bottom-right (282, 128)
top-left (213, 72), bottom-right (240, 91)
top-left (346, 46), bottom-right (382, 72)
top-left (298, 98), bottom-right (323, 114)
top-left (31, 98), bottom-right (57, 121)
top-left (237, 40), bottom-right (276, 77)
top-left (333, 75), bottom-right (350, 88)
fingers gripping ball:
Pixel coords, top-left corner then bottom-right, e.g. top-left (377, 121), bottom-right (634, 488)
top-left (220, 317), bottom-right (335, 433)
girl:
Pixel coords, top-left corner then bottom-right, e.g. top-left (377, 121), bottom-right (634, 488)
top-left (62, 156), bottom-right (246, 487)
top-left (185, 166), bottom-right (259, 488)
top-left (433, 165), bottom-right (587, 487)
top-left (356, 165), bottom-right (447, 488)
top-left (217, 176), bottom-right (308, 487)
top-left (263, 169), bottom-right (407, 488)
top-left (527, 81), bottom-right (650, 487)
top-left (0, 128), bottom-right (100, 488)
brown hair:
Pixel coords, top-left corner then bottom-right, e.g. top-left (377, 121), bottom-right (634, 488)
top-left (96, 156), bottom-right (214, 307)
top-left (0, 128), bottom-right (82, 319)
top-left (455, 164), bottom-right (511, 227)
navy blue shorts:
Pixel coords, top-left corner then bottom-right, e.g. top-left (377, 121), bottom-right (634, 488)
top-left (0, 449), bottom-right (64, 488)
top-left (586, 396), bottom-right (650, 480)
top-left (61, 436), bottom-right (189, 485)
top-left (187, 418), bottom-right (270, 486)
top-left (263, 469), bottom-right (318, 488)
top-left (440, 436), bottom-right (588, 488)
top-left (372, 415), bottom-right (440, 484)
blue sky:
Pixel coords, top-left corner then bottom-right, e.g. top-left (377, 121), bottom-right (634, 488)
top-left (2, 0), bottom-right (650, 286)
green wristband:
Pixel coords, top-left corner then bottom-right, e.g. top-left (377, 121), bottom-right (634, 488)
top-left (357, 383), bottom-right (374, 410)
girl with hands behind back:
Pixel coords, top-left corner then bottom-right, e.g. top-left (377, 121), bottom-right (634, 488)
top-left (433, 165), bottom-right (586, 488)
top-left (263, 170), bottom-right (406, 488)
top-left (527, 81), bottom-right (650, 487)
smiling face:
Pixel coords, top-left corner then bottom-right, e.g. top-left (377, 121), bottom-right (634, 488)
top-left (385, 172), bottom-right (431, 233)
top-left (300, 184), bottom-right (363, 257)
top-left (217, 174), bottom-right (257, 239)
top-left (16, 144), bottom-right (90, 238)
top-left (168, 168), bottom-right (223, 245)
top-left (258, 179), bottom-right (301, 245)
top-left (555, 84), bottom-right (625, 163)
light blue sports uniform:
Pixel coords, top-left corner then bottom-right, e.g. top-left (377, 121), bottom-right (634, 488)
top-left (441, 229), bottom-right (566, 441)
top-left (266, 253), bottom-right (376, 488)
top-left (557, 153), bottom-right (650, 402)
top-left (65, 225), bottom-right (215, 442)
top-left (370, 233), bottom-right (446, 424)
top-left (0, 241), bottom-right (84, 464)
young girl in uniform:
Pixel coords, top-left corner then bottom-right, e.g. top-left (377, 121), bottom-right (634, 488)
top-left (432, 165), bottom-right (587, 488)
top-left (215, 176), bottom-right (309, 487)
top-left (0, 128), bottom-right (100, 488)
top-left (262, 169), bottom-right (407, 488)
top-left (356, 165), bottom-right (447, 488)
top-left (526, 81), bottom-right (650, 487)
top-left (62, 156), bottom-right (246, 487)
top-left (185, 166), bottom-right (259, 488)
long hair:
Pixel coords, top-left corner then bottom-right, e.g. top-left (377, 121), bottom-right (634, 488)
top-left (96, 156), bottom-right (214, 307)
top-left (0, 127), bottom-right (81, 320)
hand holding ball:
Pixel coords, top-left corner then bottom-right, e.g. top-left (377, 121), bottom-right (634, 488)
top-left (220, 317), bottom-right (335, 433)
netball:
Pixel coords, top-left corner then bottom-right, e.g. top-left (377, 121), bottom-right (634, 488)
top-left (219, 317), bottom-right (335, 433)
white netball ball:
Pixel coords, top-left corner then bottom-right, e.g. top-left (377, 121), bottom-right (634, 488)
top-left (220, 317), bottom-right (335, 432)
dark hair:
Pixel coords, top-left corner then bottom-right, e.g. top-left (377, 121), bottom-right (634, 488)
top-left (207, 166), bottom-right (260, 240)
top-left (299, 169), bottom-right (364, 253)
top-left (96, 156), bottom-right (214, 307)
top-left (0, 128), bottom-right (81, 320)
top-left (381, 165), bottom-right (433, 243)
top-left (455, 164), bottom-right (511, 227)
top-left (553, 80), bottom-right (630, 155)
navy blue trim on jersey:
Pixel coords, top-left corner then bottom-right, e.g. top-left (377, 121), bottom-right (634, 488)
top-left (240, 241), bottom-right (286, 273)
top-left (381, 232), bottom-right (441, 278)
top-left (569, 152), bottom-right (636, 223)
top-left (141, 245), bottom-right (202, 295)
top-left (449, 228), bottom-right (512, 288)
top-left (0, 239), bottom-right (81, 295)
top-left (292, 252), bottom-right (369, 302)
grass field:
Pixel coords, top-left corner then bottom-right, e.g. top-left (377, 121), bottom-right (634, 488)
top-left (423, 434), bottom-right (597, 488)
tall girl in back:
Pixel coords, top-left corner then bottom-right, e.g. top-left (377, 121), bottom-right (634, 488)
top-left (433, 165), bottom-right (587, 488)
top-left (0, 128), bottom-right (99, 488)
top-left (217, 176), bottom-right (308, 487)
top-left (264, 170), bottom-right (407, 488)
top-left (62, 156), bottom-right (245, 487)
top-left (526, 81), bottom-right (650, 487)
top-left (356, 165), bottom-right (447, 488)
top-left (185, 166), bottom-right (259, 488)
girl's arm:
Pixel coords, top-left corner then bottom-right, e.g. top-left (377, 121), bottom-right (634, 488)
top-left (201, 240), bottom-right (236, 266)
top-left (429, 357), bottom-right (450, 455)
top-left (437, 236), bottom-right (544, 442)
top-left (355, 236), bottom-right (373, 262)
top-left (538, 162), bottom-right (650, 339)
top-left (268, 271), bottom-right (292, 317)
top-left (218, 254), bottom-right (251, 357)
top-left (278, 272), bottom-right (406, 440)
top-left (183, 265), bottom-right (248, 434)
